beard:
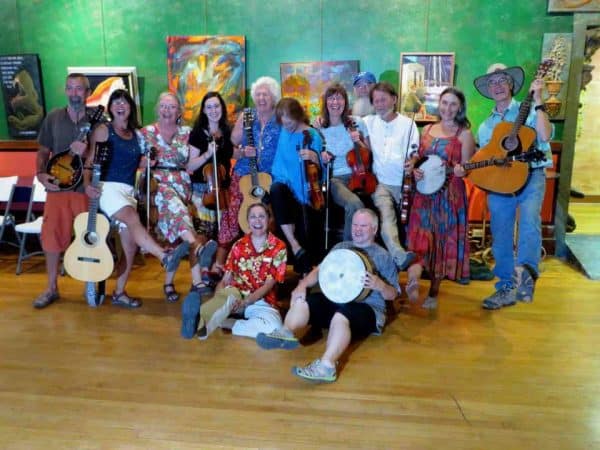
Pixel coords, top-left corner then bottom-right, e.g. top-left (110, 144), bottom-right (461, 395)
top-left (69, 96), bottom-right (84, 111)
top-left (352, 97), bottom-right (374, 117)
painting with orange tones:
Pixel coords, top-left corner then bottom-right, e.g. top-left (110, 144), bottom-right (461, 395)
top-left (67, 66), bottom-right (141, 120)
top-left (280, 60), bottom-right (359, 121)
top-left (167, 36), bottom-right (245, 126)
top-left (548, 0), bottom-right (600, 12)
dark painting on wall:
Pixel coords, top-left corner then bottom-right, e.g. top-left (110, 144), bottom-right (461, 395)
top-left (0, 54), bottom-right (45, 139)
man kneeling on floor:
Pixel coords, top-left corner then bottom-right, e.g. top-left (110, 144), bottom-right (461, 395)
top-left (181, 202), bottom-right (287, 339)
top-left (256, 208), bottom-right (400, 383)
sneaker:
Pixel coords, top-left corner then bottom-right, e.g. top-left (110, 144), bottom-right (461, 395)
top-left (481, 286), bottom-right (516, 310)
top-left (256, 328), bottom-right (299, 350)
top-left (514, 264), bottom-right (537, 303)
top-left (292, 359), bottom-right (337, 383)
top-left (396, 251), bottom-right (416, 271)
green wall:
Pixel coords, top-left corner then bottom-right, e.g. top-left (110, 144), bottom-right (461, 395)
top-left (0, 0), bottom-right (572, 139)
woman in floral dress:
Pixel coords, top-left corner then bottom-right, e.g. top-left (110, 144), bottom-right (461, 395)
top-left (140, 92), bottom-right (217, 302)
top-left (406, 87), bottom-right (475, 309)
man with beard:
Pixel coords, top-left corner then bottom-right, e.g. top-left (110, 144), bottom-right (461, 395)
top-left (32, 73), bottom-right (95, 308)
top-left (363, 82), bottom-right (418, 271)
top-left (351, 71), bottom-right (376, 117)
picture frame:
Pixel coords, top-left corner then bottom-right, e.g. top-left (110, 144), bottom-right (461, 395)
top-left (167, 35), bottom-right (246, 127)
top-left (67, 66), bottom-right (141, 119)
top-left (280, 60), bottom-right (359, 121)
top-left (399, 52), bottom-right (455, 122)
top-left (548, 0), bottom-right (600, 13)
top-left (0, 53), bottom-right (46, 139)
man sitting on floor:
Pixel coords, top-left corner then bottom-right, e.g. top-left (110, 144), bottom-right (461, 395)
top-left (256, 208), bottom-right (400, 383)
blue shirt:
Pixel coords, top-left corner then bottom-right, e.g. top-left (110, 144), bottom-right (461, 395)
top-left (271, 127), bottom-right (323, 205)
top-left (102, 124), bottom-right (143, 186)
top-left (477, 98), bottom-right (553, 169)
top-left (234, 111), bottom-right (281, 176)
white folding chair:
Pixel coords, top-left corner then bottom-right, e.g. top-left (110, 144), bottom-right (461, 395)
top-left (15, 176), bottom-right (47, 274)
top-left (0, 175), bottom-right (21, 248)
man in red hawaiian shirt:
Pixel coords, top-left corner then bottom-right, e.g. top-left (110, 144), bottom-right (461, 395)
top-left (181, 203), bottom-right (287, 339)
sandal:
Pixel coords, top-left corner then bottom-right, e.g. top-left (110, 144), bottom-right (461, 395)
top-left (190, 281), bottom-right (214, 296)
top-left (33, 290), bottom-right (60, 309)
top-left (161, 241), bottom-right (190, 272)
top-left (190, 239), bottom-right (218, 270)
top-left (163, 283), bottom-right (180, 303)
top-left (406, 277), bottom-right (419, 303)
top-left (111, 291), bottom-right (142, 309)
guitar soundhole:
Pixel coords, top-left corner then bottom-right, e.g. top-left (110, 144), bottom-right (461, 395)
top-left (84, 231), bottom-right (98, 246)
top-left (502, 135), bottom-right (521, 154)
top-left (251, 186), bottom-right (265, 198)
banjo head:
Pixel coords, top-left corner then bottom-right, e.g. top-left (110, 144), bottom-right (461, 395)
top-left (318, 248), bottom-right (371, 304)
top-left (416, 154), bottom-right (447, 195)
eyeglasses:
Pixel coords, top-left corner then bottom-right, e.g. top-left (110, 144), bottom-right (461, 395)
top-left (113, 99), bottom-right (129, 106)
top-left (487, 77), bottom-right (509, 87)
top-left (326, 94), bottom-right (345, 103)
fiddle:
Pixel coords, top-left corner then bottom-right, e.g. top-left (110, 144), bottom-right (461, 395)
top-left (302, 129), bottom-right (325, 210)
top-left (400, 151), bottom-right (419, 224)
top-left (201, 134), bottom-right (230, 213)
top-left (345, 119), bottom-right (377, 195)
top-left (136, 146), bottom-right (159, 232)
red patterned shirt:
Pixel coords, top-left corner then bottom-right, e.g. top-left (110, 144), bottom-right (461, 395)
top-left (224, 232), bottom-right (287, 306)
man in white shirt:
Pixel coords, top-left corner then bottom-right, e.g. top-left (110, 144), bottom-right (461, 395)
top-left (363, 82), bottom-right (418, 270)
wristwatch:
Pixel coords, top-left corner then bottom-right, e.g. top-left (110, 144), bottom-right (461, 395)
top-left (534, 104), bottom-right (547, 113)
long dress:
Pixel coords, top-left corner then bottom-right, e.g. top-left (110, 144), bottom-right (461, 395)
top-left (140, 123), bottom-right (194, 244)
top-left (407, 125), bottom-right (470, 281)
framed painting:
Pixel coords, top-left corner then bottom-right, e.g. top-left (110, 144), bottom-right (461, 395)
top-left (399, 52), bottom-right (455, 122)
top-left (0, 54), bottom-right (45, 139)
top-left (167, 35), bottom-right (246, 126)
top-left (280, 60), bottom-right (359, 121)
top-left (67, 66), bottom-right (141, 119)
top-left (541, 33), bottom-right (573, 120)
top-left (548, 0), bottom-right (600, 12)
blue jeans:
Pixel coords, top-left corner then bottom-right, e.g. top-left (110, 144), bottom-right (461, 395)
top-left (487, 169), bottom-right (546, 289)
top-left (371, 182), bottom-right (408, 267)
top-left (329, 175), bottom-right (364, 240)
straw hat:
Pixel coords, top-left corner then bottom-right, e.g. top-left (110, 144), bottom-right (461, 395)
top-left (473, 63), bottom-right (525, 99)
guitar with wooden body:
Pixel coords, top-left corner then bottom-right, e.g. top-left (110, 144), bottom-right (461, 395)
top-left (467, 60), bottom-right (553, 194)
top-left (64, 141), bottom-right (114, 282)
top-left (45, 105), bottom-right (105, 190)
top-left (238, 109), bottom-right (272, 233)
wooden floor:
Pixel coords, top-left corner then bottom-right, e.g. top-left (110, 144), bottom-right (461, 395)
top-left (1, 247), bottom-right (600, 449)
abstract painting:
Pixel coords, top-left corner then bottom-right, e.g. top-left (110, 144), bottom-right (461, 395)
top-left (67, 66), bottom-right (141, 119)
top-left (399, 52), bottom-right (455, 122)
top-left (548, 0), bottom-right (600, 12)
top-left (0, 54), bottom-right (45, 139)
top-left (280, 60), bottom-right (359, 121)
top-left (167, 35), bottom-right (245, 126)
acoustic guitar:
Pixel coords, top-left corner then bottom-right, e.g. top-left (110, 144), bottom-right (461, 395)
top-left (467, 60), bottom-right (553, 194)
top-left (64, 141), bottom-right (114, 282)
top-left (238, 109), bottom-right (272, 233)
top-left (46, 105), bottom-right (105, 190)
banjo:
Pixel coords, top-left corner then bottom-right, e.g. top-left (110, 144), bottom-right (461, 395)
top-left (414, 150), bottom-right (547, 195)
top-left (318, 248), bottom-right (373, 304)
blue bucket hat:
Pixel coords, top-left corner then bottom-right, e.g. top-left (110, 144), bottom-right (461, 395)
top-left (352, 71), bottom-right (377, 86)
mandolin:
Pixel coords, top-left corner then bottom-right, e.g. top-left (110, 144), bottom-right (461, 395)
top-left (467, 59), bottom-right (553, 194)
top-left (64, 141), bottom-right (114, 282)
top-left (45, 105), bottom-right (105, 191)
top-left (238, 109), bottom-right (272, 233)
top-left (345, 119), bottom-right (377, 195)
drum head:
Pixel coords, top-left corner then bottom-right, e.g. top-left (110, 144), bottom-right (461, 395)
top-left (416, 154), bottom-right (446, 195)
top-left (318, 248), bottom-right (369, 304)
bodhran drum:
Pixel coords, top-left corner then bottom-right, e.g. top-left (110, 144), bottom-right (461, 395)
top-left (318, 248), bottom-right (373, 304)
top-left (415, 154), bottom-right (447, 195)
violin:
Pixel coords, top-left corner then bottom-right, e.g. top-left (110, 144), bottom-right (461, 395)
top-left (345, 119), bottom-right (377, 195)
top-left (302, 129), bottom-right (325, 210)
top-left (201, 135), bottom-right (230, 211)
top-left (400, 152), bottom-right (419, 224)
top-left (136, 147), bottom-right (159, 231)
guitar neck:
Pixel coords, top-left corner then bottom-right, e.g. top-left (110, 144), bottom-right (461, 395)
top-left (509, 92), bottom-right (534, 137)
top-left (86, 166), bottom-right (101, 233)
top-left (243, 111), bottom-right (259, 179)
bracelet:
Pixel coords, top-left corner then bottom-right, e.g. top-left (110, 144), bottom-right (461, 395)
top-left (534, 104), bottom-right (547, 113)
